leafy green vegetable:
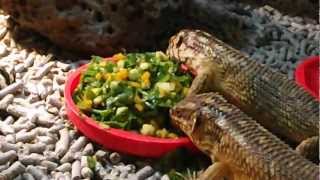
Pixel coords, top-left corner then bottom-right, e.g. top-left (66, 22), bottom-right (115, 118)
top-left (167, 170), bottom-right (185, 180)
top-left (87, 156), bottom-right (97, 170)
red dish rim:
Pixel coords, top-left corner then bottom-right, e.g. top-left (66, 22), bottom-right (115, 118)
top-left (64, 59), bottom-right (197, 157)
top-left (295, 56), bottom-right (319, 100)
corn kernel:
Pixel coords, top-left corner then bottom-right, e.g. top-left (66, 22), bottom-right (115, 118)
top-left (159, 88), bottom-right (166, 97)
top-left (113, 53), bottom-right (126, 61)
top-left (135, 103), bottom-right (144, 112)
top-left (93, 96), bottom-right (103, 106)
top-left (103, 73), bottom-right (112, 81)
top-left (128, 81), bottom-right (141, 88)
top-left (134, 95), bottom-right (142, 104)
top-left (155, 51), bottom-right (168, 60)
top-left (155, 128), bottom-right (168, 138)
top-left (140, 124), bottom-right (156, 136)
top-left (99, 61), bottom-right (107, 67)
top-left (95, 73), bottom-right (102, 80)
top-left (115, 69), bottom-right (128, 81)
top-left (168, 133), bottom-right (178, 139)
top-left (77, 99), bottom-right (92, 111)
top-left (183, 87), bottom-right (189, 96)
top-left (141, 71), bottom-right (151, 82)
top-left (141, 81), bottom-right (150, 89)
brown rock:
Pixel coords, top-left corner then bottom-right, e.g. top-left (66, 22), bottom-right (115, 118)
top-left (1, 0), bottom-right (186, 56)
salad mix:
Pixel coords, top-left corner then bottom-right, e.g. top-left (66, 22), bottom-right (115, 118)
top-left (73, 52), bottom-right (192, 138)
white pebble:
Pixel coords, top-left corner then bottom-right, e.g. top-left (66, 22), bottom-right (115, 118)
top-left (16, 130), bottom-right (36, 143)
top-left (26, 165), bottom-right (49, 180)
top-left (40, 160), bottom-right (58, 172)
top-left (0, 161), bottom-right (26, 180)
top-left (0, 94), bottom-right (14, 110)
top-left (70, 136), bottom-right (87, 152)
top-left (19, 153), bottom-right (45, 165)
top-left (0, 81), bottom-right (23, 99)
top-left (71, 160), bottom-right (81, 180)
top-left (55, 128), bottom-right (70, 158)
top-left (57, 163), bottom-right (72, 172)
top-left (81, 167), bottom-right (93, 179)
top-left (0, 150), bottom-right (17, 165)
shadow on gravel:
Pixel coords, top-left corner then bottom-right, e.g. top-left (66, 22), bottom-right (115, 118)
top-left (6, 19), bottom-right (83, 61)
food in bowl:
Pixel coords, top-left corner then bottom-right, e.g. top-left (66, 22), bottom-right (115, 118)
top-left (73, 52), bottom-right (193, 138)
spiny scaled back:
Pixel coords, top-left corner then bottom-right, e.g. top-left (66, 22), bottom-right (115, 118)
top-left (170, 93), bottom-right (319, 180)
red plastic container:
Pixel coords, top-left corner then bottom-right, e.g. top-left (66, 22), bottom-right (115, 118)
top-left (64, 61), bottom-right (197, 158)
top-left (295, 56), bottom-right (319, 100)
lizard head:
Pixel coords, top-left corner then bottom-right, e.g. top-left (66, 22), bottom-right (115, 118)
top-left (171, 93), bottom-right (231, 157)
top-left (170, 95), bottom-right (202, 136)
top-left (170, 92), bottom-right (226, 136)
top-left (167, 29), bottom-right (214, 73)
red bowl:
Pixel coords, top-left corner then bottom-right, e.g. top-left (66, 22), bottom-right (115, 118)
top-left (64, 61), bottom-right (197, 158)
top-left (295, 56), bottom-right (319, 100)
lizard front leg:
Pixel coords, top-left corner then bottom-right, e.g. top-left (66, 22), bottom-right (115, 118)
top-left (188, 70), bottom-right (215, 96)
top-left (199, 162), bottom-right (251, 180)
top-left (296, 136), bottom-right (319, 164)
top-left (199, 162), bottom-right (231, 180)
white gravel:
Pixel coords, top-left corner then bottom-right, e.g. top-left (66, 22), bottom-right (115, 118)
top-left (0, 12), bottom-right (164, 180)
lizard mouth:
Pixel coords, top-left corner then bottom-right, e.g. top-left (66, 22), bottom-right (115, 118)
top-left (171, 116), bottom-right (192, 135)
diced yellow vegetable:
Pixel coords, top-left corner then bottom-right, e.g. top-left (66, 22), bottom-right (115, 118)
top-left (155, 51), bottom-right (168, 60)
top-left (140, 124), bottom-right (156, 136)
top-left (135, 103), bottom-right (144, 112)
top-left (155, 128), bottom-right (169, 138)
top-left (99, 61), bottom-right (107, 67)
top-left (91, 88), bottom-right (101, 96)
top-left (98, 122), bottom-right (110, 129)
top-left (141, 71), bottom-right (151, 89)
top-left (103, 73), bottom-right (112, 81)
top-left (117, 60), bottom-right (125, 68)
top-left (156, 82), bottom-right (175, 97)
top-left (139, 62), bottom-right (150, 70)
top-left (115, 69), bottom-right (128, 81)
top-left (156, 82), bottom-right (175, 92)
top-left (95, 73), bottom-right (102, 80)
top-left (113, 67), bottom-right (118, 72)
top-left (174, 81), bottom-right (182, 92)
top-left (134, 95), bottom-right (143, 104)
top-left (116, 106), bottom-right (129, 115)
top-left (113, 53), bottom-right (126, 61)
top-left (129, 69), bottom-right (141, 81)
top-left (183, 87), bottom-right (189, 96)
top-left (168, 133), bottom-right (178, 139)
top-left (110, 81), bottom-right (120, 90)
top-left (128, 81), bottom-right (141, 88)
top-left (141, 71), bottom-right (150, 82)
top-left (77, 99), bottom-right (92, 111)
top-left (141, 81), bottom-right (150, 89)
top-left (159, 88), bottom-right (166, 97)
top-left (93, 96), bottom-right (103, 106)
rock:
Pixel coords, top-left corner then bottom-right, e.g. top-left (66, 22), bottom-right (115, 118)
top-left (0, 0), bottom-right (186, 56)
top-left (238, 0), bottom-right (317, 19)
top-left (109, 152), bottom-right (121, 164)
